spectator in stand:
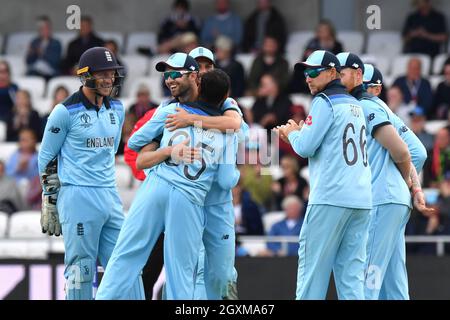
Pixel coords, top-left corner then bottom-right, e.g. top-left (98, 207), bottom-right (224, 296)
top-left (264, 195), bottom-right (304, 256)
top-left (0, 61), bottom-right (18, 122)
top-left (200, 0), bottom-right (243, 49)
top-left (386, 85), bottom-right (414, 126)
top-left (290, 20), bottom-right (343, 95)
top-left (435, 176), bottom-right (450, 254)
top-left (409, 106), bottom-right (435, 153)
top-left (26, 16), bottom-right (62, 80)
top-left (6, 90), bottom-right (42, 142)
top-left (41, 85), bottom-right (69, 129)
top-left (271, 155), bottom-right (308, 211)
top-left (248, 36), bottom-right (290, 95)
top-left (426, 126), bottom-right (450, 187)
top-left (0, 160), bottom-right (26, 214)
top-left (157, 0), bottom-right (200, 54)
top-left (392, 57), bottom-right (433, 117)
top-left (303, 20), bottom-right (343, 59)
top-left (251, 73), bottom-right (291, 130)
top-left (402, 0), bottom-right (448, 58)
top-left (178, 32), bottom-right (199, 53)
top-left (242, 0), bottom-right (287, 53)
top-left (122, 85), bottom-right (158, 154)
top-left (61, 16), bottom-right (104, 75)
top-left (239, 146), bottom-right (273, 211)
top-left (5, 128), bottom-right (39, 185)
top-left (232, 182), bottom-right (265, 236)
top-left (214, 35), bottom-right (245, 98)
top-left (431, 62), bottom-right (450, 120)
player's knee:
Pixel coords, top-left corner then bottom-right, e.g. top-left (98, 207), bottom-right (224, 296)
top-left (66, 257), bottom-right (95, 289)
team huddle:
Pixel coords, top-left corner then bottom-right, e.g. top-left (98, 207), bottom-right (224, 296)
top-left (38, 45), bottom-right (432, 300)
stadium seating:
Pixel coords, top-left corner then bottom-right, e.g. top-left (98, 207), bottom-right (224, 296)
top-left (432, 53), bottom-right (448, 75)
top-left (53, 31), bottom-right (78, 56)
top-left (240, 240), bottom-right (266, 257)
top-left (235, 53), bottom-right (256, 76)
top-left (429, 75), bottom-right (444, 90)
top-left (0, 212), bottom-right (8, 238)
top-left (359, 54), bottom-right (391, 78)
top-left (8, 211), bottom-right (46, 239)
top-left (338, 31), bottom-right (364, 54)
top-left (424, 120), bottom-right (448, 135)
top-left (391, 54), bottom-right (431, 78)
top-left (115, 164), bottom-right (133, 189)
top-left (14, 76), bottom-right (46, 100)
top-left (33, 97), bottom-right (53, 116)
top-left (121, 54), bottom-right (150, 79)
top-left (286, 31), bottom-right (314, 59)
top-left (0, 142), bottom-right (19, 162)
top-left (366, 31), bottom-right (402, 59)
top-left (289, 94), bottom-right (312, 113)
top-left (125, 32), bottom-right (157, 55)
top-left (98, 31), bottom-right (125, 51)
top-left (262, 211), bottom-right (285, 234)
top-left (236, 96), bottom-right (255, 110)
top-left (1, 55), bottom-right (26, 77)
top-left (0, 121), bottom-right (6, 142)
top-left (46, 76), bottom-right (81, 99)
top-left (5, 31), bottom-right (35, 56)
top-left (125, 76), bottom-right (165, 103)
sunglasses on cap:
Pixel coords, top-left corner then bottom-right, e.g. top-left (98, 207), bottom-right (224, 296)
top-left (304, 67), bottom-right (330, 79)
top-left (163, 70), bottom-right (193, 80)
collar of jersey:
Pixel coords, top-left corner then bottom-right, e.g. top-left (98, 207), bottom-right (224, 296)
top-left (181, 101), bottom-right (221, 116)
top-left (350, 84), bottom-right (372, 100)
top-left (78, 86), bottom-right (111, 110)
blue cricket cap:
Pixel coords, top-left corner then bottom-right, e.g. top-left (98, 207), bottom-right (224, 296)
top-left (189, 47), bottom-right (215, 65)
top-left (409, 106), bottom-right (425, 117)
top-left (295, 50), bottom-right (341, 72)
top-left (155, 52), bottom-right (199, 72)
top-left (363, 64), bottom-right (383, 85)
top-left (336, 52), bottom-right (365, 73)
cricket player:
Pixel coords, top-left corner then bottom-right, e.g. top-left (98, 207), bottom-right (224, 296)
top-left (136, 47), bottom-right (246, 300)
top-left (169, 47), bottom-right (245, 300)
top-left (343, 59), bottom-right (432, 299)
top-left (95, 61), bottom-right (239, 300)
top-left (38, 47), bottom-right (144, 300)
top-left (275, 50), bottom-right (373, 300)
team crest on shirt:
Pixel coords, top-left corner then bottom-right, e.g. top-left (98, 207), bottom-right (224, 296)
top-left (80, 113), bottom-right (92, 128)
top-left (109, 112), bottom-right (116, 125)
top-left (305, 115), bottom-right (313, 126)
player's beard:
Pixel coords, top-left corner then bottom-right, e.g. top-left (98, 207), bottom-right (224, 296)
top-left (171, 81), bottom-right (191, 100)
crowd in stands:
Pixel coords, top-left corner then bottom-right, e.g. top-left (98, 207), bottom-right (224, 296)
top-left (0, 0), bottom-right (449, 255)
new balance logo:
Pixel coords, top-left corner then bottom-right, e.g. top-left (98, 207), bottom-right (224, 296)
top-left (221, 234), bottom-right (229, 240)
top-left (49, 126), bottom-right (60, 134)
top-left (77, 223), bottom-right (84, 236)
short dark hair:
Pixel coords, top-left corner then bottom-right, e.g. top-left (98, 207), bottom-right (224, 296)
top-left (81, 15), bottom-right (93, 24)
top-left (199, 69), bottom-right (230, 108)
top-left (174, 0), bottom-right (189, 10)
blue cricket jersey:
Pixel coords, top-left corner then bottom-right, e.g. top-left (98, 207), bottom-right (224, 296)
top-left (350, 85), bottom-right (420, 208)
top-left (38, 88), bottom-right (124, 189)
top-left (287, 80), bottom-right (372, 209)
top-left (128, 101), bottom-right (238, 205)
top-left (204, 97), bottom-right (246, 206)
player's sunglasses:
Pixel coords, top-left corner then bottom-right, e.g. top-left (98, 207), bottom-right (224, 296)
top-left (304, 67), bottom-right (330, 79)
top-left (163, 70), bottom-right (192, 80)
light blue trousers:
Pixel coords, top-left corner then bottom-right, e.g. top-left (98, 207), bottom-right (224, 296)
top-left (58, 185), bottom-right (144, 300)
top-left (364, 203), bottom-right (410, 300)
top-left (296, 204), bottom-right (371, 300)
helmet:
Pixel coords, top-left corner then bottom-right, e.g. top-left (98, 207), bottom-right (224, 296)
top-left (77, 47), bottom-right (125, 97)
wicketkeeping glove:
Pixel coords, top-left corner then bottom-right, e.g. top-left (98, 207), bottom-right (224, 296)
top-left (41, 192), bottom-right (61, 236)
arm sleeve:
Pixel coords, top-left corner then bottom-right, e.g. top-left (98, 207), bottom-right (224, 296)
top-left (222, 97), bottom-right (243, 117)
top-left (399, 125), bottom-right (427, 173)
top-left (287, 97), bottom-right (334, 158)
top-left (38, 104), bottom-right (70, 173)
top-left (127, 105), bottom-right (171, 152)
top-left (364, 100), bottom-right (391, 138)
top-left (217, 134), bottom-right (240, 190)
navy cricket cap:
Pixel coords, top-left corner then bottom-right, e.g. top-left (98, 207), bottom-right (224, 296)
top-left (295, 50), bottom-right (341, 72)
top-left (409, 106), bottom-right (426, 117)
top-left (336, 52), bottom-right (365, 73)
top-left (363, 64), bottom-right (383, 86)
top-left (155, 52), bottom-right (199, 72)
